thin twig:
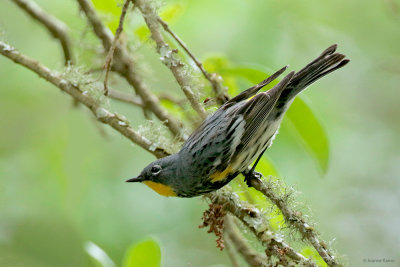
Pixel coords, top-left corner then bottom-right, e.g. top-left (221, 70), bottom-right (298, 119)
top-left (223, 235), bottom-right (241, 267)
top-left (11, 0), bottom-right (73, 65)
top-left (248, 175), bottom-right (340, 266)
top-left (157, 17), bottom-right (228, 105)
top-left (103, 0), bottom-right (132, 96)
top-left (133, 0), bottom-right (208, 120)
top-left (0, 41), bottom-right (168, 159)
top-left (224, 215), bottom-right (267, 267)
top-left (76, 0), bottom-right (184, 138)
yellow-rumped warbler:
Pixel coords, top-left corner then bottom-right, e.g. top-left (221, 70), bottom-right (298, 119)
top-left (127, 45), bottom-right (349, 197)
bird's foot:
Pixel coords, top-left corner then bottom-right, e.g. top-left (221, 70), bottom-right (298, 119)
top-left (244, 170), bottom-right (262, 188)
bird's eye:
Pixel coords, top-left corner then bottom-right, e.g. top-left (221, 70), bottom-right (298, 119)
top-left (151, 165), bottom-right (162, 175)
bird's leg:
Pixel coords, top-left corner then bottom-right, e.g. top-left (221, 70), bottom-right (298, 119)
top-left (244, 147), bottom-right (268, 188)
top-left (244, 170), bottom-right (262, 188)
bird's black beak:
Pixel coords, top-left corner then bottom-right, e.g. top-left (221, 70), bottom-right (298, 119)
top-left (126, 175), bottom-right (144, 183)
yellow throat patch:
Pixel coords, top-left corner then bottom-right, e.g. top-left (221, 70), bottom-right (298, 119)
top-left (143, 181), bottom-right (177, 197)
top-left (210, 166), bottom-right (232, 182)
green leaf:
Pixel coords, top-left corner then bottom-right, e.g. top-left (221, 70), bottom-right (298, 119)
top-left (231, 157), bottom-right (280, 204)
top-left (91, 0), bottom-right (121, 15)
top-left (203, 55), bottom-right (239, 95)
top-left (248, 158), bottom-right (281, 206)
top-left (301, 247), bottom-right (327, 267)
top-left (134, 26), bottom-right (150, 42)
top-left (203, 56), bottom-right (277, 96)
top-left (269, 212), bottom-right (286, 231)
top-left (160, 98), bottom-right (180, 114)
top-left (225, 66), bottom-right (281, 91)
top-left (285, 97), bottom-right (329, 173)
top-left (123, 238), bottom-right (161, 267)
top-left (91, 0), bottom-right (122, 32)
top-left (203, 55), bottom-right (230, 73)
top-left (84, 241), bottom-right (116, 267)
top-left (257, 156), bottom-right (279, 177)
top-left (160, 4), bottom-right (185, 23)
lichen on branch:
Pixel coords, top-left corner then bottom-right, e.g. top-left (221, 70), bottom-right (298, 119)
top-left (1, 1), bottom-right (344, 265)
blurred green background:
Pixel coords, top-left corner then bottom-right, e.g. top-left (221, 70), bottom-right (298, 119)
top-left (1, 0), bottom-right (399, 266)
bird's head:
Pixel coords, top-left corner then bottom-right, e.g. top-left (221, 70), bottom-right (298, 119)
top-left (126, 155), bottom-right (179, 197)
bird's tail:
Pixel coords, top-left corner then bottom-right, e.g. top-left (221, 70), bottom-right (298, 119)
top-left (276, 44), bottom-right (349, 110)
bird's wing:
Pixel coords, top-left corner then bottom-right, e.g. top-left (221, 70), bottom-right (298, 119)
top-left (182, 107), bottom-right (246, 177)
top-left (181, 71), bottom-right (294, 178)
top-left (232, 71), bottom-right (295, 157)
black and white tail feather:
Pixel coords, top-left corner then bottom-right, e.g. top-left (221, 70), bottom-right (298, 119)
top-left (275, 44), bottom-right (349, 114)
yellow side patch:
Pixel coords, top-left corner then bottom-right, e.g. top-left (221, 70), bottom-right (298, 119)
top-left (210, 166), bottom-right (232, 182)
top-left (143, 181), bottom-right (177, 197)
top-left (246, 95), bottom-right (256, 102)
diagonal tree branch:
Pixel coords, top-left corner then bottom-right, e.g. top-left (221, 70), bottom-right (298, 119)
top-left (11, 0), bottom-right (74, 65)
top-left (0, 41), bottom-right (168, 159)
top-left (157, 18), bottom-right (228, 105)
top-left (210, 190), bottom-right (318, 266)
top-left (76, 0), bottom-right (113, 49)
top-left (133, 0), bottom-right (208, 120)
top-left (223, 235), bottom-right (241, 267)
top-left (76, 0), bottom-right (184, 138)
top-left (248, 176), bottom-right (340, 266)
top-left (224, 215), bottom-right (267, 267)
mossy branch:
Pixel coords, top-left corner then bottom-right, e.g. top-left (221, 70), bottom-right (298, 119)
top-left (0, 41), bottom-right (168, 159)
top-left (133, 0), bottom-right (208, 120)
top-left (224, 215), bottom-right (268, 267)
top-left (2, 1), bottom-right (343, 266)
top-left (157, 17), bottom-right (229, 105)
top-left (210, 189), bottom-right (318, 266)
top-left (248, 175), bottom-right (340, 266)
top-left (76, 0), bottom-right (184, 138)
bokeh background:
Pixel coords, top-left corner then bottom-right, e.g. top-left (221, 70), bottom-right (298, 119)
top-left (1, 0), bottom-right (399, 266)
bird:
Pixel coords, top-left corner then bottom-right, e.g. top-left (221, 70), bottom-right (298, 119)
top-left (126, 45), bottom-right (349, 197)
